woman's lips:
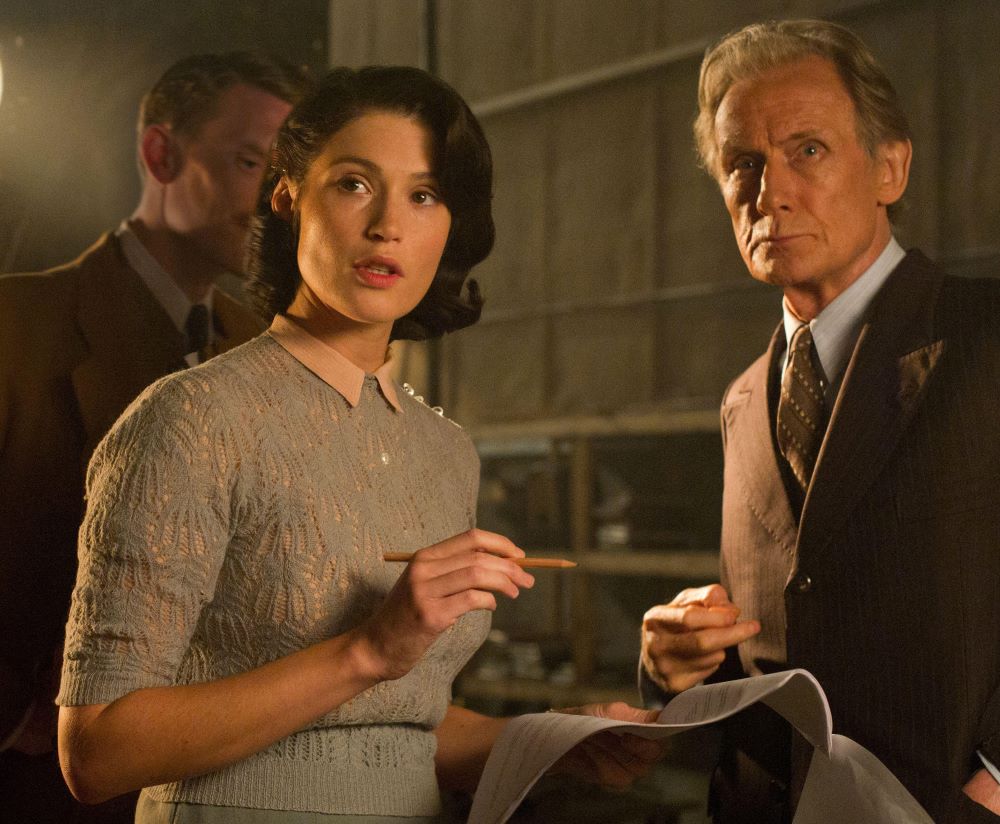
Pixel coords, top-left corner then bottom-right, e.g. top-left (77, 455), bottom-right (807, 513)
top-left (354, 257), bottom-right (402, 288)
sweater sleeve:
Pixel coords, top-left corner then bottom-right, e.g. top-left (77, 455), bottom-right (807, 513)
top-left (58, 375), bottom-right (239, 706)
top-left (464, 435), bottom-right (481, 531)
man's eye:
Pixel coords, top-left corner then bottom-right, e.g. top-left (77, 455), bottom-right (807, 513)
top-left (801, 143), bottom-right (821, 157)
top-left (731, 156), bottom-right (759, 173)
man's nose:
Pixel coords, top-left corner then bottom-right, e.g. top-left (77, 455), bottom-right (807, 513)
top-left (755, 160), bottom-right (793, 215)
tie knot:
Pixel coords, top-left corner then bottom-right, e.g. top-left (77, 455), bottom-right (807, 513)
top-left (790, 323), bottom-right (814, 353)
top-left (185, 304), bottom-right (210, 355)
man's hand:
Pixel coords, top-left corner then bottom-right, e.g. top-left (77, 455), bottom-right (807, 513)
top-left (548, 702), bottom-right (665, 790)
top-left (640, 584), bottom-right (760, 694)
top-left (964, 767), bottom-right (1000, 814)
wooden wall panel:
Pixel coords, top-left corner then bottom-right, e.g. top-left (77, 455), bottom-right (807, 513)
top-left (656, 61), bottom-right (748, 288)
top-left (548, 0), bottom-right (661, 75)
top-left (849, 3), bottom-right (939, 253)
top-left (329, 0), bottom-right (424, 68)
top-left (551, 306), bottom-right (657, 415)
top-left (475, 111), bottom-right (550, 313)
top-left (548, 82), bottom-right (659, 299)
top-left (443, 319), bottom-right (548, 423)
top-left (655, 287), bottom-right (779, 405)
top-left (436, 0), bottom-right (548, 102)
top-left (939, 0), bottom-right (1000, 261)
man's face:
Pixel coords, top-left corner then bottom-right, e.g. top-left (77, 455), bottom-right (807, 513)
top-left (712, 55), bottom-right (906, 316)
top-left (164, 83), bottom-right (291, 277)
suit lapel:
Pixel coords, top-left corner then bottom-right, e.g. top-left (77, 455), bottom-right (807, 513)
top-left (798, 251), bottom-right (946, 555)
top-left (70, 234), bottom-right (187, 452)
top-left (723, 325), bottom-right (799, 553)
top-left (205, 289), bottom-right (264, 359)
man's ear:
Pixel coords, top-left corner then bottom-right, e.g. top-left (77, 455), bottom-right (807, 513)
top-left (140, 124), bottom-right (181, 184)
top-left (271, 177), bottom-right (296, 221)
top-left (877, 138), bottom-right (912, 207)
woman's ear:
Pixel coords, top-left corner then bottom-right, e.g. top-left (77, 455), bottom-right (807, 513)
top-left (271, 177), bottom-right (296, 221)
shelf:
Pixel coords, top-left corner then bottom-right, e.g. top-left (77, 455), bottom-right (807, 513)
top-left (522, 549), bottom-right (719, 578)
top-left (469, 407), bottom-right (720, 442)
top-left (456, 674), bottom-right (636, 706)
top-left (574, 549), bottom-right (719, 579)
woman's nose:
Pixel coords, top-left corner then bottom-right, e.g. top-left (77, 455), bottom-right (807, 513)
top-left (366, 195), bottom-right (403, 242)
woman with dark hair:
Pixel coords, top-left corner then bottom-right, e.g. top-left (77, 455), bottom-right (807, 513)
top-left (247, 66), bottom-right (494, 341)
top-left (55, 67), bottom-right (660, 823)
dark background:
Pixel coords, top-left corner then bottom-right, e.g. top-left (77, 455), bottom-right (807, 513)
top-left (0, 0), bottom-right (327, 274)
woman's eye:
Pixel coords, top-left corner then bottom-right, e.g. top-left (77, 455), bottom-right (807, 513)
top-left (237, 156), bottom-right (262, 172)
top-left (337, 177), bottom-right (369, 194)
top-left (412, 189), bottom-right (441, 205)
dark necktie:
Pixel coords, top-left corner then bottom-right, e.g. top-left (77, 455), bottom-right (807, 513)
top-left (777, 324), bottom-right (827, 491)
top-left (184, 304), bottom-right (210, 362)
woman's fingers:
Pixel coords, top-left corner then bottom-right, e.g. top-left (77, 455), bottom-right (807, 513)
top-left (361, 530), bottom-right (536, 683)
top-left (417, 528), bottom-right (525, 561)
top-left (410, 553), bottom-right (535, 598)
top-left (404, 530), bottom-right (536, 596)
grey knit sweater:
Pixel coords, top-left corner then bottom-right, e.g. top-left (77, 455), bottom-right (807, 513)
top-left (58, 334), bottom-right (488, 816)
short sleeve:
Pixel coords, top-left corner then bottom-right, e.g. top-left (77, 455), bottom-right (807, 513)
top-left (58, 375), bottom-right (239, 706)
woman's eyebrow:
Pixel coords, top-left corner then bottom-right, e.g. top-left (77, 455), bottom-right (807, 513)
top-left (328, 155), bottom-right (437, 180)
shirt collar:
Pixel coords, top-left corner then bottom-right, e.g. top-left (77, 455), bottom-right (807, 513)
top-left (782, 236), bottom-right (905, 386)
top-left (117, 220), bottom-right (214, 339)
top-left (267, 314), bottom-right (401, 411)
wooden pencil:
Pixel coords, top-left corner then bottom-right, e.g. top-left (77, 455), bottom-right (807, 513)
top-left (382, 552), bottom-right (577, 569)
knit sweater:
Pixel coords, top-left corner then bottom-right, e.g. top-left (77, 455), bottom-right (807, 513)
top-left (58, 333), bottom-right (488, 816)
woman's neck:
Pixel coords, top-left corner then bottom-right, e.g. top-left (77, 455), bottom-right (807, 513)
top-left (284, 296), bottom-right (391, 374)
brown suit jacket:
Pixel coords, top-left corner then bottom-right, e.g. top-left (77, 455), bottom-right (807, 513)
top-left (713, 250), bottom-right (1000, 823)
top-left (0, 232), bottom-right (263, 743)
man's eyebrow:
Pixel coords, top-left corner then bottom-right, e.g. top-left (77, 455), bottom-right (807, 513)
top-left (238, 142), bottom-right (270, 159)
top-left (718, 138), bottom-right (756, 158)
top-left (784, 129), bottom-right (824, 142)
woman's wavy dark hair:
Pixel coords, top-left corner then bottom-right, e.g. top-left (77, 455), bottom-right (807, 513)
top-left (246, 66), bottom-right (493, 340)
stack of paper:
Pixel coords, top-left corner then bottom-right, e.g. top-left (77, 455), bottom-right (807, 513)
top-left (468, 669), bottom-right (932, 824)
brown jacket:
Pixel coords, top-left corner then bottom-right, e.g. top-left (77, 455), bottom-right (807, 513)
top-left (713, 250), bottom-right (1000, 823)
top-left (0, 232), bottom-right (263, 743)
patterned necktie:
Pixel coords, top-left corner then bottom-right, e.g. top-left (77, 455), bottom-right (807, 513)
top-left (184, 304), bottom-right (210, 362)
top-left (777, 324), bottom-right (827, 491)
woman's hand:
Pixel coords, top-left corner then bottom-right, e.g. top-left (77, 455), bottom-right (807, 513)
top-left (548, 702), bottom-right (666, 790)
top-left (58, 530), bottom-right (532, 804)
top-left (356, 529), bottom-right (535, 681)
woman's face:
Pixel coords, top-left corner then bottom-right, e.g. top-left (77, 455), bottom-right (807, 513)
top-left (283, 111), bottom-right (451, 335)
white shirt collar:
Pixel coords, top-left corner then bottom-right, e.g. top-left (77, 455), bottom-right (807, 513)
top-left (781, 237), bottom-right (905, 398)
top-left (117, 221), bottom-right (214, 358)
